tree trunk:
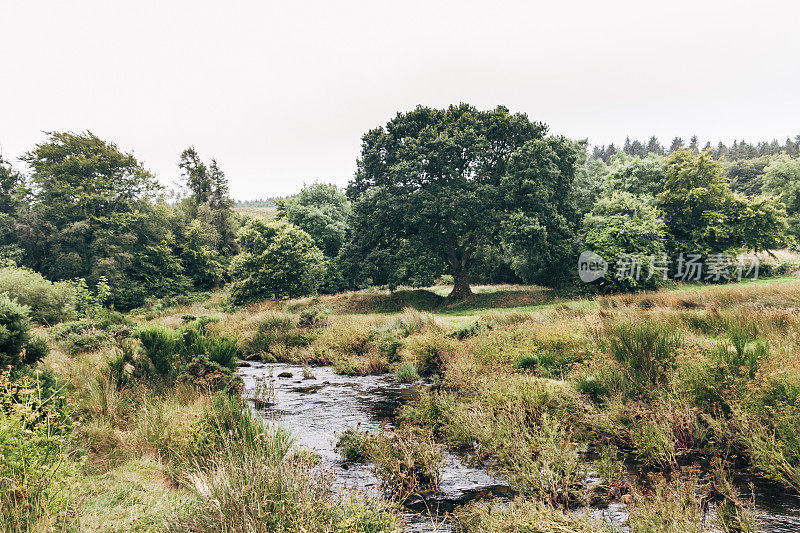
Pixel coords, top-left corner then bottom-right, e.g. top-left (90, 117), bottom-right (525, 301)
top-left (447, 264), bottom-right (473, 301)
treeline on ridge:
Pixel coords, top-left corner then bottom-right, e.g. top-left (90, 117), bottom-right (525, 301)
top-left (1, 105), bottom-right (799, 313)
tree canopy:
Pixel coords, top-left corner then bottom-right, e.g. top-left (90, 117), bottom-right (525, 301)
top-left (229, 219), bottom-right (326, 304)
top-left (347, 104), bottom-right (582, 300)
top-left (657, 149), bottom-right (787, 255)
top-left (18, 132), bottom-right (189, 309)
top-left (277, 182), bottom-right (350, 258)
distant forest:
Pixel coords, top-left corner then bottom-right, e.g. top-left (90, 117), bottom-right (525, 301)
top-left (591, 134), bottom-right (800, 199)
top-left (591, 135), bottom-right (800, 162)
top-left (235, 197), bottom-right (288, 208)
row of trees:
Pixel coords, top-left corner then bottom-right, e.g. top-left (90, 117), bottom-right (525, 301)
top-left (593, 135), bottom-right (800, 163)
top-left (233, 105), bottom-right (795, 300)
top-left (581, 151), bottom-right (788, 289)
top-left (1, 107), bottom-right (798, 307)
top-left (0, 133), bottom-right (240, 309)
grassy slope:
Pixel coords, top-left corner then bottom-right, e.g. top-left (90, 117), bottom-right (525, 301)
top-left (137, 275), bottom-right (799, 328)
top-left (233, 206), bottom-right (278, 220)
top-left (29, 275), bottom-right (800, 531)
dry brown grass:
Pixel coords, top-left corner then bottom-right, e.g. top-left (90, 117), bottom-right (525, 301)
top-left (598, 279), bottom-right (800, 311)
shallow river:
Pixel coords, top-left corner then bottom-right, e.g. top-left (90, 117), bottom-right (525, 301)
top-left (238, 362), bottom-right (800, 532)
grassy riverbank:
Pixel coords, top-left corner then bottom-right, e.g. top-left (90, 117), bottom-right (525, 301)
top-left (7, 277), bottom-right (800, 531)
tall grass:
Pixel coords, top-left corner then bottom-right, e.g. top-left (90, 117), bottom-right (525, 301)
top-left (173, 395), bottom-right (399, 532)
top-left (605, 320), bottom-right (682, 391)
top-left (454, 498), bottom-right (609, 533)
top-left (138, 325), bottom-right (180, 379)
top-left (390, 307), bottom-right (438, 336)
top-left (0, 371), bottom-right (69, 531)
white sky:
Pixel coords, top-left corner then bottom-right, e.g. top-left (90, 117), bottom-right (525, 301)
top-left (2, 0), bottom-right (799, 199)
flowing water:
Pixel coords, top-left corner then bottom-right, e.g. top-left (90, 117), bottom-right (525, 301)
top-left (238, 361), bottom-right (511, 531)
top-left (238, 361), bottom-right (800, 531)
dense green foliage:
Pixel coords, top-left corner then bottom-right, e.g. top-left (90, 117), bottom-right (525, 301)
top-left (0, 134), bottom-right (239, 311)
top-left (229, 219), bottom-right (326, 303)
top-left (583, 192), bottom-right (667, 290)
top-left (657, 150), bottom-right (787, 254)
top-left (0, 295), bottom-right (49, 370)
top-left (0, 266), bottom-right (74, 324)
top-left (0, 117), bottom-right (797, 309)
top-left (346, 104), bottom-right (582, 299)
top-left (278, 183), bottom-right (350, 258)
top-left (763, 156), bottom-right (800, 241)
top-left (178, 147), bottom-right (238, 257)
top-left (16, 132), bottom-right (189, 309)
top-left (0, 295), bottom-right (31, 368)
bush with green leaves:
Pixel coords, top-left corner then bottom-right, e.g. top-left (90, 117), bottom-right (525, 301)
top-left (22, 336), bottom-right (50, 367)
top-left (135, 323), bottom-right (239, 389)
top-left (180, 220), bottom-right (226, 290)
top-left (229, 219), bottom-right (327, 304)
top-left (179, 322), bottom-right (239, 370)
top-left (68, 276), bottom-right (111, 317)
top-left (582, 191), bottom-right (667, 291)
top-left (0, 295), bottom-right (33, 369)
top-left (277, 182), bottom-right (350, 258)
top-left (137, 325), bottom-right (181, 380)
top-left (51, 319), bottom-right (114, 355)
top-left (0, 266), bottom-right (74, 324)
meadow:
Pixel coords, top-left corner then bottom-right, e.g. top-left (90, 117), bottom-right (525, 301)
top-left (4, 275), bottom-right (797, 531)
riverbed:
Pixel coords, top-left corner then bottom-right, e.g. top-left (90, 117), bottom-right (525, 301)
top-left (238, 361), bottom-right (800, 532)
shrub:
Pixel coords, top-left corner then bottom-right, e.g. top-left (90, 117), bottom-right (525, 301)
top-left (206, 336), bottom-right (240, 370)
top-left (138, 326), bottom-right (180, 379)
top-left (22, 335), bottom-right (49, 366)
top-left (178, 357), bottom-right (242, 393)
top-left (93, 309), bottom-right (133, 330)
top-left (229, 219), bottom-right (327, 304)
top-left (367, 427), bottom-right (444, 501)
top-left (374, 330), bottom-right (403, 361)
top-left (0, 266), bottom-right (74, 324)
top-left (64, 329), bottom-right (110, 355)
top-left (179, 323), bottom-right (239, 371)
top-left (336, 429), bottom-right (370, 462)
top-left (395, 362), bottom-right (420, 383)
top-left (408, 333), bottom-right (453, 376)
top-left (0, 295), bottom-right (31, 368)
top-left (606, 321), bottom-right (682, 390)
top-left (298, 307), bottom-right (327, 329)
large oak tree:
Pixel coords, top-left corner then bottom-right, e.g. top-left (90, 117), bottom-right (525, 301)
top-left (347, 104), bottom-right (582, 300)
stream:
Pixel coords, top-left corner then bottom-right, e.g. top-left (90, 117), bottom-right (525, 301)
top-left (238, 362), bottom-right (800, 532)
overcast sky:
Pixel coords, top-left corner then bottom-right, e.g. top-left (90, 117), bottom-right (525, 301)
top-left (2, 0), bottom-right (799, 199)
